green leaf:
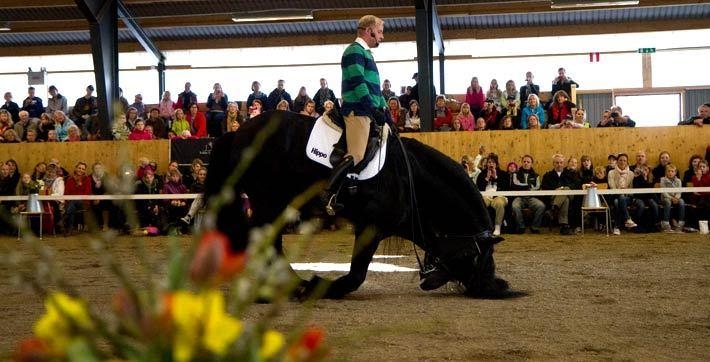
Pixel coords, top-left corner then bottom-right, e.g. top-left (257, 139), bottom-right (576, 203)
top-left (167, 238), bottom-right (186, 291)
top-left (67, 338), bottom-right (99, 362)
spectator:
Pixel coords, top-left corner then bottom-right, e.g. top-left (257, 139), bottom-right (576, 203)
top-left (71, 85), bottom-right (98, 130)
top-left (500, 80), bottom-right (520, 120)
top-left (652, 151), bottom-right (671, 181)
top-left (46, 129), bottom-right (59, 142)
top-left (42, 163), bottom-right (65, 234)
top-left (0, 109), bottom-right (12, 141)
top-left (548, 90), bottom-right (576, 127)
top-left (572, 108), bottom-right (590, 128)
top-left (567, 157), bottom-right (579, 173)
top-left (519, 71), bottom-right (540, 107)
top-left (162, 160), bottom-right (180, 186)
top-left (455, 102), bottom-right (475, 131)
top-left (690, 159), bottom-right (710, 219)
top-left (145, 108), bottom-right (167, 139)
top-left (186, 103), bottom-right (207, 138)
top-left (118, 87), bottom-right (129, 114)
top-left (292, 86), bottom-right (311, 114)
top-left (175, 82), bottom-right (197, 113)
top-left (541, 153), bottom-right (579, 235)
top-left (476, 153), bottom-right (509, 236)
top-left (14, 110), bottom-right (38, 141)
top-left (500, 115), bottom-right (516, 130)
top-left (398, 86), bottom-right (412, 109)
top-left (592, 166), bottom-right (608, 184)
top-left (182, 158), bottom-right (204, 190)
top-left (480, 98), bottom-right (500, 129)
top-left (433, 95), bottom-right (453, 131)
top-left (526, 114), bottom-right (542, 130)
top-left (598, 105), bottom-right (636, 127)
top-left (180, 167), bottom-right (207, 226)
top-left (128, 119), bottom-right (152, 140)
top-left (158, 91), bottom-right (175, 121)
top-left (387, 97), bottom-right (406, 131)
top-left (323, 100), bottom-right (335, 115)
top-left (134, 168), bottom-right (165, 231)
top-left (2, 92), bottom-right (20, 123)
top-left (22, 86), bottom-right (44, 119)
top-left (520, 94), bottom-right (546, 129)
top-left (227, 118), bottom-right (240, 132)
top-left (607, 153), bottom-right (638, 235)
top-left (486, 79), bottom-right (502, 109)
top-left (632, 164), bottom-right (659, 232)
top-left (404, 99), bottom-right (421, 132)
top-left (659, 164), bottom-right (685, 232)
top-left (125, 107), bottom-right (139, 130)
top-left (89, 162), bottom-right (112, 232)
top-left (246, 81), bottom-right (268, 110)
top-left (606, 153), bottom-right (618, 175)
top-left (53, 110), bottom-right (76, 142)
top-left (31, 162), bottom-right (46, 181)
top-left (630, 150), bottom-right (648, 172)
top-left (451, 118), bottom-right (464, 131)
top-left (461, 155), bottom-right (477, 182)
top-left (46, 85), bottom-right (68, 114)
top-left (63, 162), bottom-right (92, 235)
top-left (112, 113), bottom-right (130, 141)
top-left (225, 102), bottom-right (242, 129)
top-left (5, 159), bottom-right (20, 191)
top-left (162, 169), bottom-right (189, 232)
top-left (300, 99), bottom-right (319, 118)
top-left (276, 100), bottom-right (291, 111)
top-left (248, 99), bottom-right (263, 120)
top-left (2, 129), bottom-right (19, 143)
top-left (678, 103), bottom-right (710, 126)
top-left (579, 155), bottom-right (595, 184)
top-left (475, 117), bottom-right (487, 131)
top-left (597, 110), bottom-right (612, 127)
top-left (511, 154), bottom-right (545, 234)
top-left (313, 78), bottom-right (340, 116)
top-left (25, 128), bottom-right (39, 143)
top-left (66, 125), bottom-right (82, 142)
top-left (266, 79), bottom-right (292, 111)
top-left (36, 112), bottom-right (54, 141)
top-left (464, 76), bottom-right (485, 115)
top-left (683, 154), bottom-right (703, 185)
top-left (171, 108), bottom-right (190, 136)
top-left (129, 94), bottom-right (146, 119)
top-left (409, 72), bottom-right (436, 107)
top-left (381, 79), bottom-right (396, 100)
top-left (551, 67), bottom-right (579, 97)
top-left (205, 83), bottom-right (228, 138)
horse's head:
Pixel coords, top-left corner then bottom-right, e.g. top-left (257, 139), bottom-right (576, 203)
top-left (434, 232), bottom-right (509, 298)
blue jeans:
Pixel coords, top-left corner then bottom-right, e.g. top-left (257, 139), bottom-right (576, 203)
top-left (613, 195), bottom-right (633, 226)
top-left (662, 198), bottom-right (685, 222)
top-left (511, 197), bottom-right (545, 229)
top-left (633, 198), bottom-right (659, 226)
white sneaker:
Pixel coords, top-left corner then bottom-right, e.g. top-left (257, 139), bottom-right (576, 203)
top-left (493, 225), bottom-right (501, 236)
top-left (661, 221), bottom-right (672, 232)
top-left (612, 227), bottom-right (621, 235)
top-left (675, 221), bottom-right (685, 232)
top-left (624, 219), bottom-right (637, 228)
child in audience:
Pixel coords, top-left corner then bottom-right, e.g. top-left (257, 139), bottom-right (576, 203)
top-left (592, 166), bottom-right (607, 184)
top-left (455, 102), bottom-right (475, 131)
top-left (631, 164), bottom-right (659, 232)
top-left (433, 95), bottom-right (452, 131)
top-left (659, 164), bottom-right (685, 232)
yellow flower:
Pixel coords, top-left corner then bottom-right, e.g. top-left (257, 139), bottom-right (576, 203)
top-left (260, 329), bottom-right (285, 360)
top-left (33, 292), bottom-right (92, 355)
top-left (170, 290), bottom-right (243, 361)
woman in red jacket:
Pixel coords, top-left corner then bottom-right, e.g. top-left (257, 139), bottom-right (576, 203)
top-left (548, 90), bottom-right (576, 127)
top-left (186, 103), bottom-right (208, 138)
top-left (63, 162), bottom-right (92, 234)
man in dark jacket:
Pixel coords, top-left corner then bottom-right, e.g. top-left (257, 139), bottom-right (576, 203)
top-left (313, 78), bottom-right (340, 115)
top-left (22, 86), bottom-right (44, 118)
top-left (476, 153), bottom-right (509, 236)
top-left (511, 155), bottom-right (545, 234)
top-left (541, 153), bottom-right (581, 235)
top-left (678, 103), bottom-right (710, 126)
top-left (266, 79), bottom-right (292, 111)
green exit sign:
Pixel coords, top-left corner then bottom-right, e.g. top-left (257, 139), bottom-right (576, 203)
top-left (638, 48), bottom-right (656, 53)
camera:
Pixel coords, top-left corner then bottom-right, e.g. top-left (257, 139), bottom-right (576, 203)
top-left (610, 112), bottom-right (619, 118)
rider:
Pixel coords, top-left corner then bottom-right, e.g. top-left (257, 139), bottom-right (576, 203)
top-left (325, 15), bottom-right (388, 209)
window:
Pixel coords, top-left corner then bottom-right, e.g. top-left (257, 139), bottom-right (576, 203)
top-left (614, 93), bottom-right (681, 127)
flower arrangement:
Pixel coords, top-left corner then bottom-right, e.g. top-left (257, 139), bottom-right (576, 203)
top-left (28, 179), bottom-right (44, 194)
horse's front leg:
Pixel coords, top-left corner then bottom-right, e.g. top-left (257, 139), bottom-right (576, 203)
top-left (325, 227), bottom-right (381, 298)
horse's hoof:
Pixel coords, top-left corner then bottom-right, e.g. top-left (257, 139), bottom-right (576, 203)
top-left (419, 268), bottom-right (450, 291)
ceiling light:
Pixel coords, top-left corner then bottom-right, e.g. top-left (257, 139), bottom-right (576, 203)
top-left (0, 22), bottom-right (10, 31)
top-left (232, 9), bottom-right (313, 23)
top-left (550, 0), bottom-right (639, 9)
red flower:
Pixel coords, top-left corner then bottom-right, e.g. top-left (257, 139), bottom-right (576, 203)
top-left (190, 231), bottom-right (246, 284)
top-left (13, 337), bottom-right (52, 362)
top-left (300, 326), bottom-right (325, 352)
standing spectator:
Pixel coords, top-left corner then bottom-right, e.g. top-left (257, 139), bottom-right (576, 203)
top-left (520, 94), bottom-right (546, 129)
top-left (205, 83), bottom-right (228, 138)
top-left (381, 79), bottom-right (396, 100)
top-left (519, 71), bottom-right (540, 107)
top-left (598, 105), bottom-right (635, 127)
top-left (22, 86), bottom-right (44, 119)
top-left (409, 72), bottom-right (436, 108)
top-left (118, 87), bottom-right (129, 114)
top-left (511, 155), bottom-right (545, 234)
top-left (660, 164), bottom-right (685, 232)
top-left (398, 86), bottom-right (412, 109)
top-left (145, 108), bottom-right (167, 139)
top-left (551, 67), bottom-right (579, 97)
top-left (53, 110), bottom-right (76, 142)
top-left (2, 92), bottom-right (20, 123)
top-left (63, 162), bottom-right (92, 235)
top-left (476, 153), bottom-right (509, 236)
top-left (677, 102), bottom-right (710, 126)
top-left (486, 79), bottom-right (502, 109)
top-left (129, 94), bottom-right (146, 119)
top-left (266, 79), bottom-right (292, 111)
top-left (541, 153), bottom-right (579, 235)
top-left (387, 97), bottom-right (406, 131)
top-left (652, 151), bottom-right (671, 181)
top-left (548, 90), bottom-right (576, 127)
top-left (455, 102), bottom-right (475, 131)
top-left (691, 160), bottom-right (710, 222)
top-left (313, 78), bottom-right (340, 116)
top-left (71, 85), bottom-right (98, 131)
top-left (607, 153), bottom-right (638, 235)
top-left (46, 85), bottom-right (68, 114)
top-left (464, 77), bottom-right (485, 116)
top-left (175, 82), bottom-right (197, 114)
top-left (246, 81), bottom-right (268, 109)
top-left (631, 164), bottom-right (659, 232)
top-left (13, 110), bottom-right (38, 141)
top-left (186, 103), bottom-right (207, 138)
top-left (433, 95), bottom-right (453, 131)
top-left (292, 86), bottom-right (311, 114)
top-left (158, 91), bottom-right (175, 121)
top-left (404, 99), bottom-right (421, 132)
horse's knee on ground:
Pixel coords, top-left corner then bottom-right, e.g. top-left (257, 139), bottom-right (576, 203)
top-left (325, 273), bottom-right (365, 299)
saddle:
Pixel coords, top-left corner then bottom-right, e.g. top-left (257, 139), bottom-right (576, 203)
top-left (327, 111), bottom-right (383, 175)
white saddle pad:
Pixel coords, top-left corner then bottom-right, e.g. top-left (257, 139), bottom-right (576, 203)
top-left (305, 116), bottom-right (388, 181)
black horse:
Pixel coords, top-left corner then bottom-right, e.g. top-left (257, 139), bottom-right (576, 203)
top-left (205, 110), bottom-right (509, 299)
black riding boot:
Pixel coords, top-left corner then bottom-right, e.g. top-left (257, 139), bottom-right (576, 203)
top-left (324, 155), bottom-right (354, 216)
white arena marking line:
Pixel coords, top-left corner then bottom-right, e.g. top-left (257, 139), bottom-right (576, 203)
top-left (372, 255), bottom-right (407, 259)
top-left (291, 262), bottom-right (417, 272)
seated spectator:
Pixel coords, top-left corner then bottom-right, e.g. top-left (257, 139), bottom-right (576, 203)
top-left (678, 103), bottom-right (710, 126)
top-left (112, 113), bottom-right (130, 141)
top-left (42, 163), bottom-right (65, 233)
top-left (461, 155), bottom-right (477, 182)
top-left (606, 153), bottom-right (618, 175)
top-left (145, 108), bottom-right (167, 139)
top-left (465, 77), bottom-right (486, 116)
top-left (500, 115), bottom-right (516, 130)
top-left (598, 105), bottom-right (635, 127)
top-left (248, 99), bottom-right (263, 120)
top-left (0, 109), bottom-right (13, 142)
top-left (53, 110), bottom-right (76, 142)
top-left (292, 86), bottom-right (310, 114)
top-left (579, 155), bottom-right (594, 184)
top-left (12, 173), bottom-right (36, 213)
top-left (475, 117), bottom-right (487, 131)
top-left (597, 110), bottom-right (612, 127)
top-left (37, 112), bottom-right (54, 141)
top-left (433, 95), bottom-right (453, 131)
top-left (300, 99), bottom-right (319, 118)
top-left (572, 108), bottom-right (590, 128)
top-left (480, 98), bottom-right (500, 130)
top-left (520, 94), bottom-right (546, 129)
top-left (511, 155), bottom-right (545, 234)
top-left (66, 125), bottom-right (82, 142)
top-left (227, 118), bottom-right (240, 133)
top-left (451, 118), bottom-right (464, 131)
top-left (323, 100), bottom-right (335, 115)
top-left (541, 154), bottom-right (579, 235)
top-left (608, 153), bottom-right (638, 235)
top-left (659, 164), bottom-right (685, 232)
top-left (313, 78), bottom-right (340, 116)
top-left (158, 91), bottom-right (174, 121)
top-left (125, 107), bottom-right (139, 130)
top-left (187, 103), bottom-right (207, 138)
top-left (526, 114), bottom-right (542, 130)
top-left (399, 86), bottom-right (412, 110)
top-left (46, 129), bottom-right (59, 142)
top-left (486, 79), bottom-right (502, 109)
top-left (652, 151), bottom-right (671, 181)
top-left (567, 157), bottom-right (578, 173)
top-left (162, 169), bottom-right (189, 232)
top-left (135, 157), bottom-right (155, 182)
top-left (631, 164), bottom-right (659, 232)
top-left (63, 162), bottom-right (91, 235)
top-left (134, 168), bottom-right (165, 231)
top-left (404, 99), bottom-right (421, 132)
top-left (630, 150), bottom-right (648, 172)
top-left (690, 160), bottom-right (710, 221)
top-left (171, 108), bottom-right (190, 136)
top-left (3, 129), bottom-right (19, 143)
top-left (71, 85), bottom-right (98, 130)
top-left (455, 102), bottom-right (475, 131)
top-left (31, 162), bottom-right (46, 181)
top-left (387, 97), bottom-right (405, 131)
top-left (180, 167), bottom-right (207, 226)
top-left (5, 159), bottom-right (20, 191)
top-left (129, 94), bottom-right (146, 119)
top-left (25, 128), bottom-right (39, 143)
top-left (276, 99), bottom-right (291, 111)
top-left (225, 102), bottom-right (242, 130)
top-left (14, 110), bottom-right (39, 141)
top-left (592, 166), bottom-right (608, 184)
top-left (128, 119), bottom-right (152, 140)
top-left (90, 162), bottom-right (112, 232)
top-left (162, 160), bottom-right (179, 186)
top-left (182, 158), bottom-right (204, 190)
top-left (475, 153), bottom-right (509, 236)
top-left (548, 90), bottom-right (576, 127)
top-left (683, 154), bottom-right (703, 185)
